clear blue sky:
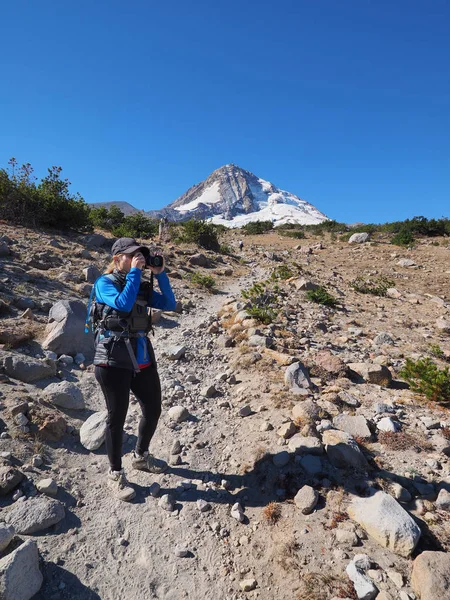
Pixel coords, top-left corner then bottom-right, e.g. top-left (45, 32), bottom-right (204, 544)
top-left (1, 0), bottom-right (449, 223)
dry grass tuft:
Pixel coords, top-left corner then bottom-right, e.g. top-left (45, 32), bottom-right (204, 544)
top-left (263, 502), bottom-right (282, 524)
top-left (378, 431), bottom-right (433, 452)
top-left (296, 572), bottom-right (357, 600)
top-left (441, 427), bottom-right (450, 440)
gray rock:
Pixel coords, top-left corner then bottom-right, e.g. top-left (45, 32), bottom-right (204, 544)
top-left (248, 335), bottom-right (273, 348)
top-left (377, 417), bottom-right (400, 432)
top-left (168, 406), bottom-right (190, 423)
top-left (391, 482), bottom-right (412, 503)
top-left (373, 332), bottom-right (395, 346)
top-left (292, 400), bottom-right (320, 421)
top-left (188, 253), bottom-right (208, 266)
top-left (285, 361), bottom-right (312, 393)
top-left (158, 494), bottom-right (175, 512)
top-left (231, 502), bottom-right (245, 522)
top-left (332, 415), bottom-right (371, 439)
top-left (42, 300), bottom-right (94, 359)
top-left (217, 335), bottom-right (233, 348)
top-left (84, 233), bottom-right (110, 248)
top-left (411, 551), bottom-right (450, 600)
top-left (288, 434), bottom-right (323, 455)
top-left (83, 265), bottom-right (101, 283)
top-left (348, 490), bottom-right (421, 557)
top-left (0, 525), bottom-right (15, 552)
top-left (80, 411), bottom-right (108, 450)
top-left (272, 451), bottom-right (290, 467)
top-left (0, 467), bottom-right (25, 497)
top-left (6, 498), bottom-right (65, 534)
top-left (436, 488), bottom-right (450, 510)
top-left (277, 422), bottom-right (296, 439)
top-left (167, 346), bottom-right (186, 360)
top-left (197, 499), bottom-right (211, 512)
top-left (338, 391), bottom-right (360, 407)
top-left (299, 455), bottom-right (322, 475)
top-left (36, 478), bottom-right (58, 497)
top-left (42, 380), bottom-right (85, 410)
top-left (348, 232), bottom-right (370, 244)
top-left (239, 579), bottom-right (257, 592)
top-left (0, 242), bottom-right (11, 257)
top-left (293, 278), bottom-right (319, 291)
top-left (201, 384), bottom-right (217, 398)
top-left (294, 485), bottom-right (318, 514)
top-left (3, 355), bottom-right (56, 383)
top-left (348, 362), bottom-right (392, 386)
top-left (239, 405), bottom-right (252, 417)
top-left (322, 429), bottom-right (368, 470)
top-left (397, 258), bottom-right (416, 267)
top-left (0, 539), bottom-right (43, 600)
top-left (346, 559), bottom-right (378, 599)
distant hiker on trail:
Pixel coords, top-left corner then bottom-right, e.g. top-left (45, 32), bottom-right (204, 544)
top-left (87, 237), bottom-right (177, 501)
top-left (238, 240), bottom-right (244, 251)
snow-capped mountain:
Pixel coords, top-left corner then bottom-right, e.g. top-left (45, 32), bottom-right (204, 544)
top-left (146, 164), bottom-right (328, 227)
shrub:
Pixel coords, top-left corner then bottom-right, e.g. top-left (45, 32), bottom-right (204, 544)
top-left (391, 228), bottom-right (415, 247)
top-left (0, 160), bottom-right (91, 231)
top-left (90, 205), bottom-right (125, 230)
top-left (263, 502), bottom-right (281, 524)
top-left (111, 213), bottom-right (158, 239)
top-left (219, 243), bottom-right (233, 255)
top-left (281, 230), bottom-right (305, 239)
top-left (350, 275), bottom-right (395, 296)
top-left (271, 265), bottom-right (295, 280)
top-left (242, 281), bottom-right (282, 324)
top-left (399, 357), bottom-right (450, 403)
top-left (305, 286), bottom-right (337, 307)
top-left (190, 272), bottom-right (216, 290)
top-left (176, 219), bottom-right (220, 251)
top-left (242, 220), bottom-right (274, 235)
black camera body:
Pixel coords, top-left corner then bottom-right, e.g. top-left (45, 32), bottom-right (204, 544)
top-left (146, 254), bottom-right (163, 268)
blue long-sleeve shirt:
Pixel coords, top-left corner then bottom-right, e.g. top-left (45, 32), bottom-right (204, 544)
top-left (94, 268), bottom-right (176, 313)
top-left (94, 268), bottom-right (176, 368)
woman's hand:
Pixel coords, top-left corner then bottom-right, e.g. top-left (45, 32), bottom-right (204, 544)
top-left (147, 255), bottom-right (165, 275)
top-left (131, 252), bottom-right (146, 271)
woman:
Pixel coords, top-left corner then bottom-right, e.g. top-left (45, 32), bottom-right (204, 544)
top-left (92, 237), bottom-right (177, 501)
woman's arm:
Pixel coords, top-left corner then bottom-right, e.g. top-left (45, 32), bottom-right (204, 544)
top-left (150, 272), bottom-right (177, 311)
top-left (95, 269), bottom-right (142, 312)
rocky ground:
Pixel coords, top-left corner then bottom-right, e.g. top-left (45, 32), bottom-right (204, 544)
top-left (0, 222), bottom-right (450, 600)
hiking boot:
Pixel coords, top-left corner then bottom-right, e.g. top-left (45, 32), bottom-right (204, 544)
top-left (131, 451), bottom-right (167, 474)
top-left (107, 469), bottom-right (136, 501)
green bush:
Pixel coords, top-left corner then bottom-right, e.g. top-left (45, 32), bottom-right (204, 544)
top-left (219, 243), bottom-right (233, 255)
top-left (0, 159), bottom-right (91, 231)
top-left (280, 230), bottom-right (306, 239)
top-left (271, 265), bottom-right (295, 280)
top-left (176, 219), bottom-right (220, 251)
top-left (350, 276), bottom-right (395, 296)
top-left (190, 272), bottom-right (216, 290)
top-left (111, 213), bottom-right (158, 239)
top-left (399, 357), bottom-right (450, 403)
top-left (242, 281), bottom-right (282, 324)
top-left (90, 205), bottom-right (125, 230)
top-left (305, 286), bottom-right (338, 307)
top-left (242, 220), bottom-right (274, 235)
top-left (391, 229), bottom-right (415, 247)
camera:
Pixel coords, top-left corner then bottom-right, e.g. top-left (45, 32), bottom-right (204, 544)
top-left (146, 254), bottom-right (163, 268)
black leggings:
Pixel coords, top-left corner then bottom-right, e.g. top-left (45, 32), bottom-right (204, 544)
top-left (95, 365), bottom-right (162, 471)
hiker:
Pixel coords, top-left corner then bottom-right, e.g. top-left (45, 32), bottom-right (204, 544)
top-left (89, 237), bottom-right (177, 501)
top-left (238, 240), bottom-right (244, 251)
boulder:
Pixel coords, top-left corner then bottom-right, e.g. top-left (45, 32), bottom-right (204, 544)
top-left (348, 363), bottom-right (392, 386)
top-left (83, 233), bottom-right (110, 248)
top-left (322, 429), bottom-right (368, 470)
top-left (348, 490), bottom-right (421, 557)
top-left (288, 434), bottom-right (323, 455)
top-left (0, 539), bottom-right (43, 600)
top-left (42, 380), bottom-right (85, 410)
top-left (82, 264), bottom-right (101, 283)
top-left (0, 466), bottom-right (25, 497)
top-left (80, 411), bottom-right (108, 450)
top-left (292, 400), bottom-right (320, 422)
top-left (0, 525), bottom-right (15, 552)
top-left (5, 497), bottom-right (65, 534)
top-left (293, 278), bottom-right (319, 291)
top-left (37, 413), bottom-right (67, 441)
top-left (436, 316), bottom-right (450, 334)
top-left (311, 350), bottom-right (348, 378)
top-left (285, 361), bottom-right (312, 393)
top-left (2, 355), bottom-right (56, 383)
top-left (42, 300), bottom-right (94, 359)
top-left (188, 253), bottom-right (208, 267)
top-left (348, 232), bottom-right (370, 244)
top-left (332, 415), bottom-right (371, 439)
top-left (294, 485), bottom-right (318, 514)
top-left (411, 551), bottom-right (450, 600)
